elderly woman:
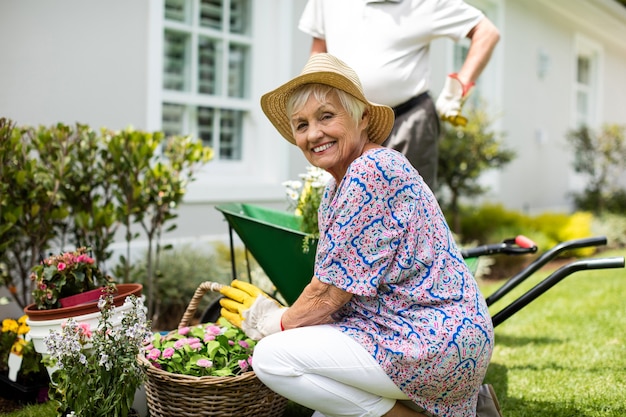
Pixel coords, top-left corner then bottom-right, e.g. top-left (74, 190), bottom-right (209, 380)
top-left (219, 53), bottom-right (495, 417)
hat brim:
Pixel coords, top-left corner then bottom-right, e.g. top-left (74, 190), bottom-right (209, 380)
top-left (261, 72), bottom-right (394, 145)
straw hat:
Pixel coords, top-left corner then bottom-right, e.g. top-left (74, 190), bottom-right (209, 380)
top-left (260, 53), bottom-right (394, 145)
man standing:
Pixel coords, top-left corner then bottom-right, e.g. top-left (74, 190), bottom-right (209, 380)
top-left (299, 0), bottom-right (500, 189)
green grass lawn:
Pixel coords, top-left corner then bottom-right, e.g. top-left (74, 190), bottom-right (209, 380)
top-left (482, 249), bottom-right (626, 417)
top-left (4, 249), bottom-right (624, 417)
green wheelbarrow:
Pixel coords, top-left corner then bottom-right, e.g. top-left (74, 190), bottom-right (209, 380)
top-left (207, 203), bottom-right (624, 327)
top-left (216, 203), bottom-right (316, 305)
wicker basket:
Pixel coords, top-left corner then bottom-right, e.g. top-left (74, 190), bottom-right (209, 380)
top-left (138, 281), bottom-right (288, 417)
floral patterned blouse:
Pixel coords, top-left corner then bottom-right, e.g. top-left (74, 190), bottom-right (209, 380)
top-left (315, 147), bottom-right (494, 417)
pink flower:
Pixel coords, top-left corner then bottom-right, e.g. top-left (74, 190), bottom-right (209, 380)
top-left (205, 325), bottom-right (221, 335)
top-left (238, 359), bottom-right (249, 371)
top-left (57, 262), bottom-right (67, 271)
top-left (178, 326), bottom-right (190, 335)
top-left (190, 342), bottom-right (203, 350)
top-left (204, 333), bottom-right (215, 342)
top-left (228, 340), bottom-right (235, 346)
top-left (76, 254), bottom-right (94, 264)
top-left (238, 340), bottom-right (249, 348)
top-left (78, 323), bottom-right (92, 338)
top-left (162, 347), bottom-right (175, 359)
top-left (197, 359), bottom-right (213, 368)
top-left (147, 348), bottom-right (161, 360)
top-left (247, 357), bottom-right (253, 367)
top-left (174, 339), bottom-right (188, 349)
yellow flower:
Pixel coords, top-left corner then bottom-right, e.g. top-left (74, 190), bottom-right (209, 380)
top-left (2, 318), bottom-right (19, 333)
top-left (11, 338), bottom-right (27, 356)
top-left (17, 315), bottom-right (30, 335)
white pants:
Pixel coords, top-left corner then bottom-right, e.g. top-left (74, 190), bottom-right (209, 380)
top-left (253, 325), bottom-right (418, 417)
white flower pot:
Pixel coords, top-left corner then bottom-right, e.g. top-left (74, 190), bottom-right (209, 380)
top-left (7, 352), bottom-right (23, 382)
top-left (26, 298), bottom-right (138, 377)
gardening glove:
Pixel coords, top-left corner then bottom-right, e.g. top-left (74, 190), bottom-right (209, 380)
top-left (219, 280), bottom-right (287, 340)
top-left (435, 73), bottom-right (475, 127)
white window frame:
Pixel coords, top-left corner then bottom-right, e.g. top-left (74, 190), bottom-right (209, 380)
top-left (572, 34), bottom-right (603, 129)
top-left (146, 0), bottom-right (297, 204)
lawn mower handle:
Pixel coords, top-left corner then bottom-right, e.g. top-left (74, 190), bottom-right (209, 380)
top-left (491, 256), bottom-right (625, 327)
top-left (485, 236), bottom-right (608, 306)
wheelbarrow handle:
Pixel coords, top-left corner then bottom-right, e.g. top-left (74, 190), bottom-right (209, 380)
top-left (461, 235), bottom-right (538, 259)
top-left (486, 236), bottom-right (609, 306)
top-left (491, 256), bottom-right (625, 327)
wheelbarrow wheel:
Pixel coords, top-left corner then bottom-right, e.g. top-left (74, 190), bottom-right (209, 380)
top-left (199, 296), bottom-right (223, 323)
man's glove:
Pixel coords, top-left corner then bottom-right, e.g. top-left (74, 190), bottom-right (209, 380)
top-left (219, 280), bottom-right (287, 340)
top-left (435, 73), bottom-right (474, 127)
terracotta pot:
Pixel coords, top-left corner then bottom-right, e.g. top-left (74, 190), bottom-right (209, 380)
top-left (24, 283), bottom-right (143, 321)
top-left (59, 287), bottom-right (109, 308)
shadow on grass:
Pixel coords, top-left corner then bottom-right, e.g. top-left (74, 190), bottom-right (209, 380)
top-left (282, 401), bottom-right (314, 417)
top-left (494, 333), bottom-right (562, 347)
top-left (499, 395), bottom-right (626, 417)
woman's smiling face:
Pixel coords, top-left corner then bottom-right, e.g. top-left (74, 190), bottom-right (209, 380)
top-left (290, 89), bottom-right (369, 181)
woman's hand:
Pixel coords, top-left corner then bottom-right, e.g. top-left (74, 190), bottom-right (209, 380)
top-left (219, 280), bottom-right (287, 340)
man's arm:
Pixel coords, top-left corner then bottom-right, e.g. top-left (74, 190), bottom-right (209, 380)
top-left (456, 17), bottom-right (500, 86)
top-left (310, 37), bottom-right (328, 55)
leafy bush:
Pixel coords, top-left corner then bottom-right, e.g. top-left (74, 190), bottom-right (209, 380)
top-left (566, 123), bottom-right (626, 215)
top-left (0, 118), bottom-right (213, 318)
top-left (591, 213), bottom-right (626, 249)
top-left (452, 204), bottom-right (599, 279)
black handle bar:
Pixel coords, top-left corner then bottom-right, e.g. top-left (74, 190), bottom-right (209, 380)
top-left (485, 236), bottom-right (608, 306)
top-left (461, 235), bottom-right (538, 258)
top-left (491, 256), bottom-right (625, 327)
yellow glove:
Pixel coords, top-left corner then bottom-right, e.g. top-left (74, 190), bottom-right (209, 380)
top-left (219, 280), bottom-right (287, 340)
top-left (435, 73), bottom-right (474, 127)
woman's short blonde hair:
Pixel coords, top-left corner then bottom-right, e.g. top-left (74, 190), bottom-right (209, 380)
top-left (286, 84), bottom-right (367, 132)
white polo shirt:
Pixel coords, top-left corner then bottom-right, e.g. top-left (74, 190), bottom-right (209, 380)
top-left (299, 0), bottom-right (484, 107)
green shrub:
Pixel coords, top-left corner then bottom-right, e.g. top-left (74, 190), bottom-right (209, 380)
top-left (591, 213), bottom-right (626, 249)
top-left (452, 204), bottom-right (599, 279)
top-left (454, 203), bottom-right (528, 244)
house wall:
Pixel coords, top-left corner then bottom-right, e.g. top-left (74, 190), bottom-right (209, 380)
top-left (0, 0), bottom-right (152, 130)
top-left (482, 0), bottom-right (626, 214)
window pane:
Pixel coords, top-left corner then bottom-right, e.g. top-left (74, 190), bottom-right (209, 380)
top-left (228, 44), bottom-right (248, 98)
top-left (199, 36), bottom-right (220, 94)
top-left (162, 103), bottom-right (186, 137)
top-left (577, 56), bottom-right (590, 85)
top-left (200, 0), bottom-right (222, 30)
top-left (230, 0), bottom-right (250, 34)
top-left (576, 91), bottom-right (588, 116)
top-left (164, 30), bottom-right (189, 91)
top-left (198, 107), bottom-right (214, 147)
top-left (453, 44), bottom-right (469, 69)
top-left (220, 109), bottom-right (242, 160)
top-left (165, 0), bottom-right (188, 23)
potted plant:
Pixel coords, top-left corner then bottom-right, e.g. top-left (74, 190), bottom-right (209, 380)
top-left (0, 315), bottom-right (49, 404)
top-left (23, 248), bottom-right (143, 368)
top-left (142, 317), bottom-right (255, 377)
top-left (136, 282), bottom-right (287, 417)
top-left (44, 291), bottom-right (150, 417)
top-left (29, 247), bottom-right (112, 310)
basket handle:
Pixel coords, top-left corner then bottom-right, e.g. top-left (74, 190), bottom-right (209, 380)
top-left (178, 281), bottom-right (225, 329)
